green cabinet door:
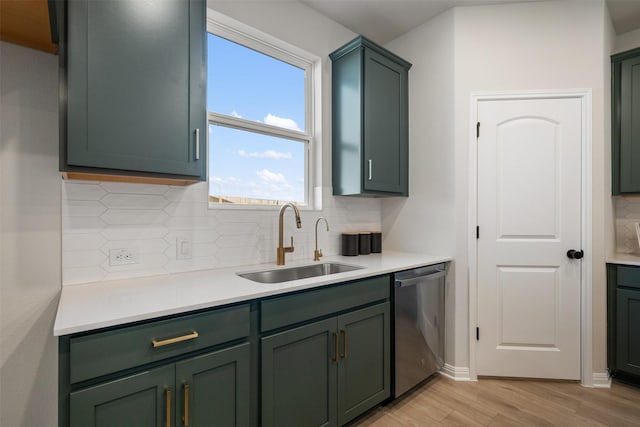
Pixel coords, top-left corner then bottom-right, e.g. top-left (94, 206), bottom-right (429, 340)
top-left (363, 49), bottom-right (408, 194)
top-left (337, 303), bottom-right (390, 426)
top-left (175, 343), bottom-right (251, 427)
top-left (64, 0), bottom-right (206, 179)
top-left (261, 318), bottom-right (338, 427)
top-left (616, 288), bottom-right (640, 376)
top-left (330, 36), bottom-right (411, 197)
top-left (612, 48), bottom-right (640, 193)
top-left (70, 365), bottom-right (174, 427)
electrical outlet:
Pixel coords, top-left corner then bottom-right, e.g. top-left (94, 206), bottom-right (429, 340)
top-left (176, 237), bottom-right (192, 260)
top-left (109, 248), bottom-right (138, 266)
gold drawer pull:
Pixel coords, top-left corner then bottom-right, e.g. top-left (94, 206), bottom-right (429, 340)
top-left (152, 331), bottom-right (199, 348)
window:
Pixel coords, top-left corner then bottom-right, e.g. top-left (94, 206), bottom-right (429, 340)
top-left (207, 14), bottom-right (318, 207)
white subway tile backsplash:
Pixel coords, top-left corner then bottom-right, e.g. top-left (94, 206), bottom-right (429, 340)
top-left (63, 200), bottom-right (107, 217)
top-left (101, 193), bottom-right (169, 210)
top-left (615, 197), bottom-right (640, 254)
top-left (164, 202), bottom-right (209, 217)
top-left (62, 182), bottom-right (106, 200)
top-left (100, 239), bottom-right (170, 255)
top-left (101, 209), bottom-right (169, 225)
top-left (165, 216), bottom-right (213, 229)
top-left (63, 233), bottom-right (106, 251)
top-left (61, 183), bottom-right (382, 285)
top-left (100, 182), bottom-right (169, 195)
top-left (63, 216), bottom-right (106, 234)
top-left (165, 185), bottom-right (207, 202)
top-left (101, 253), bottom-right (169, 273)
top-left (101, 225), bottom-right (168, 241)
top-left (63, 250), bottom-right (107, 269)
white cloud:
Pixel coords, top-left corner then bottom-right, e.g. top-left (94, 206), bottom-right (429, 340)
top-left (264, 113), bottom-right (301, 131)
top-left (230, 110), bottom-right (242, 118)
top-left (210, 172), bottom-right (300, 202)
top-left (238, 149), bottom-right (292, 160)
top-left (256, 169), bottom-right (287, 184)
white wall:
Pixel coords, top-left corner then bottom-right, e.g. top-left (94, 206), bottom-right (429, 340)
top-left (384, 0), bottom-right (613, 375)
top-left (0, 42), bottom-right (60, 427)
top-left (382, 10), bottom-right (457, 365)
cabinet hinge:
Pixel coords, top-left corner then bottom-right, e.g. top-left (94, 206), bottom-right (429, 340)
top-left (476, 226), bottom-right (479, 239)
top-left (476, 122), bottom-right (480, 138)
top-left (476, 327), bottom-right (480, 341)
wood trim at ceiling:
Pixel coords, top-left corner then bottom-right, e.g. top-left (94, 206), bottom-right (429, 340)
top-left (0, 0), bottom-right (57, 54)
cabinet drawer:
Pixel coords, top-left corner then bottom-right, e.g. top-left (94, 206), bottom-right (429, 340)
top-left (70, 304), bottom-right (250, 384)
top-left (261, 275), bottom-right (390, 332)
top-left (616, 266), bottom-right (640, 289)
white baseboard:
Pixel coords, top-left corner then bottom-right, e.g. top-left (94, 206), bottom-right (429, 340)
top-left (440, 363), bottom-right (473, 381)
top-left (590, 371), bottom-right (612, 388)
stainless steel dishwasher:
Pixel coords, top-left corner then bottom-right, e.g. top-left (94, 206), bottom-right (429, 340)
top-left (393, 263), bottom-right (447, 398)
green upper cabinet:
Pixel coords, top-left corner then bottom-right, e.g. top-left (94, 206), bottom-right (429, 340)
top-left (60, 0), bottom-right (206, 182)
top-left (612, 47), bottom-right (640, 194)
top-left (330, 36), bottom-right (411, 197)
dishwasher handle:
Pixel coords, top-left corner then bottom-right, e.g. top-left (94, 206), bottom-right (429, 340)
top-left (394, 263), bottom-right (447, 288)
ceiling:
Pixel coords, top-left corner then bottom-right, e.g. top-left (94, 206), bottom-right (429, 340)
top-left (300, 0), bottom-right (640, 45)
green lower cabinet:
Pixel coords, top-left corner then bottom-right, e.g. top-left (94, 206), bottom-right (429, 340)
top-left (617, 288), bottom-right (640, 377)
top-left (261, 302), bottom-right (390, 427)
top-left (261, 318), bottom-right (338, 427)
top-left (176, 343), bottom-right (250, 427)
top-left (70, 343), bottom-right (250, 427)
top-left (70, 365), bottom-right (174, 427)
top-left (337, 303), bottom-right (390, 426)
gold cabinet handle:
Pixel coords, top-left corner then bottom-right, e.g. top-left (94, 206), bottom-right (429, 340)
top-left (152, 331), bottom-right (199, 348)
top-left (332, 332), bottom-right (338, 362)
top-left (340, 330), bottom-right (347, 359)
top-left (183, 383), bottom-right (190, 427)
top-left (165, 387), bottom-right (172, 427)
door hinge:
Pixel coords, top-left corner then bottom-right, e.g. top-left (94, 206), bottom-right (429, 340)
top-left (476, 122), bottom-right (480, 138)
top-left (476, 226), bottom-right (479, 239)
top-left (476, 327), bottom-right (480, 341)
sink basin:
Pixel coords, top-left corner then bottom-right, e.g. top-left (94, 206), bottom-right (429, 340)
top-left (237, 262), bottom-right (364, 284)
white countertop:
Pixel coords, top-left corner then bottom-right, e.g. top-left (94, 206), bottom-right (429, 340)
top-left (54, 251), bottom-right (451, 336)
top-left (607, 253), bottom-right (640, 266)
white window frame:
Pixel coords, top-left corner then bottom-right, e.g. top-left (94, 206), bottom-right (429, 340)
top-left (206, 10), bottom-right (321, 210)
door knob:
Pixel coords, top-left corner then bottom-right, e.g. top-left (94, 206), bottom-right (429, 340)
top-left (566, 249), bottom-right (584, 259)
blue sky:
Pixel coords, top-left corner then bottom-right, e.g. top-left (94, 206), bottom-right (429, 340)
top-left (207, 34), bottom-right (306, 203)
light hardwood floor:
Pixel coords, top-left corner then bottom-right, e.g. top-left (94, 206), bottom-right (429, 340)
top-left (353, 376), bottom-right (640, 426)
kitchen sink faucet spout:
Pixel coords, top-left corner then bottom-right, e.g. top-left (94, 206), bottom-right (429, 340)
top-left (277, 203), bottom-right (302, 265)
top-left (314, 217), bottom-right (330, 261)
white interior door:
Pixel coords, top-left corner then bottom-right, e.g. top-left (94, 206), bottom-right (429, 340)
top-left (476, 96), bottom-right (582, 379)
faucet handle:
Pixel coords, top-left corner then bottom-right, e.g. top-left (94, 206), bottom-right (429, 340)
top-left (284, 236), bottom-right (294, 254)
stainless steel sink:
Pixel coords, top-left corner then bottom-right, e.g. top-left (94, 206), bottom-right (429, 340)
top-left (237, 262), bottom-right (364, 284)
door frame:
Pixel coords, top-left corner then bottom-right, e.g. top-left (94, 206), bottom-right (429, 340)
top-left (467, 89), bottom-right (593, 386)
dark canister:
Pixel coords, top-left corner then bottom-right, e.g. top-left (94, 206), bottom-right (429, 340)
top-left (341, 232), bottom-right (359, 256)
top-left (358, 232), bottom-right (371, 255)
top-left (371, 232), bottom-right (382, 253)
